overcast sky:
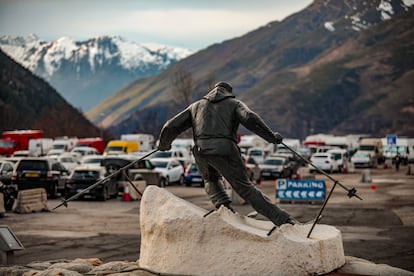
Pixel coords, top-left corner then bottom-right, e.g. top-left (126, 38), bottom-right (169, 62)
top-left (0, 0), bottom-right (313, 50)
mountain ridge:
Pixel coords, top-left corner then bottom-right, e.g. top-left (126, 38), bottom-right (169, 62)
top-left (89, 0), bottom-right (414, 139)
top-left (0, 35), bottom-right (193, 111)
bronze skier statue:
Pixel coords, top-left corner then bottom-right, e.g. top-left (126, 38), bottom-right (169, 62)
top-left (158, 81), bottom-right (297, 226)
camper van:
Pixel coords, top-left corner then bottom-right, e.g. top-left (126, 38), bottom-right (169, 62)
top-left (120, 133), bottom-right (154, 152)
top-left (28, 138), bottom-right (54, 156)
top-left (352, 138), bottom-right (384, 167)
top-left (104, 140), bottom-right (139, 156)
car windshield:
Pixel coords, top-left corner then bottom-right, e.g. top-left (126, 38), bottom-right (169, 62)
top-left (83, 158), bottom-right (102, 164)
top-left (72, 170), bottom-right (100, 178)
top-left (151, 160), bottom-right (168, 168)
top-left (105, 146), bottom-right (124, 152)
top-left (53, 144), bottom-right (66, 150)
top-left (188, 164), bottom-right (199, 172)
top-left (331, 153), bottom-right (342, 160)
top-left (18, 160), bottom-right (48, 170)
top-left (313, 155), bottom-right (328, 159)
top-left (249, 150), bottom-right (262, 156)
top-left (264, 159), bottom-right (283, 165)
top-left (355, 152), bottom-right (369, 158)
top-left (152, 152), bottom-right (172, 158)
top-left (360, 145), bottom-right (375, 151)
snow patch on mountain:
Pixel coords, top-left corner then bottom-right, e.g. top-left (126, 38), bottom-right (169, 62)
top-left (0, 35), bottom-right (193, 79)
top-left (324, 21), bottom-right (335, 32)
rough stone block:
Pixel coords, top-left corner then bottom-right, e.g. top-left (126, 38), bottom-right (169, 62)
top-left (13, 188), bottom-right (49, 213)
top-left (138, 186), bottom-right (345, 276)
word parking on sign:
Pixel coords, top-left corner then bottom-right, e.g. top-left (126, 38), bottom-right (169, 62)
top-left (276, 179), bottom-right (326, 201)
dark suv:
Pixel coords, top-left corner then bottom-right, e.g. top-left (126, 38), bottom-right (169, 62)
top-left (12, 157), bottom-right (69, 198)
top-left (65, 166), bottom-right (118, 201)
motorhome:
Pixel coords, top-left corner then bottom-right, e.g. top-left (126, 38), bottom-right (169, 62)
top-left (48, 137), bottom-right (78, 156)
top-left (382, 137), bottom-right (414, 164)
top-left (353, 138), bottom-right (384, 166)
top-left (171, 138), bottom-right (194, 154)
top-left (28, 138), bottom-right (54, 156)
top-left (275, 138), bottom-right (300, 154)
top-left (120, 133), bottom-right (155, 152)
top-left (238, 135), bottom-right (271, 155)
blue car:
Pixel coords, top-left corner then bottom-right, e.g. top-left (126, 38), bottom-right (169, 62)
top-left (184, 163), bottom-right (204, 187)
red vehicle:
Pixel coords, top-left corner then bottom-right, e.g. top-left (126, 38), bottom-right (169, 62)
top-left (74, 137), bottom-right (105, 154)
top-left (0, 130), bottom-right (43, 157)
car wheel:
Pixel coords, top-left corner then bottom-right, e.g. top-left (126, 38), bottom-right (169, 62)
top-left (165, 176), bottom-right (170, 186)
top-left (159, 178), bottom-right (166, 188)
top-left (111, 183), bottom-right (118, 198)
top-left (49, 183), bottom-right (58, 199)
top-left (178, 175), bottom-right (184, 185)
top-left (98, 187), bottom-right (108, 201)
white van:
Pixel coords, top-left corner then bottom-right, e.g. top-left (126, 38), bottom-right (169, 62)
top-left (326, 148), bottom-right (348, 172)
top-left (247, 147), bottom-right (266, 164)
top-left (28, 138), bottom-right (54, 156)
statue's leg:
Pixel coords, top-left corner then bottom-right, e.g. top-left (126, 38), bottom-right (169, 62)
top-left (194, 152), bottom-right (231, 208)
top-left (210, 153), bottom-right (291, 226)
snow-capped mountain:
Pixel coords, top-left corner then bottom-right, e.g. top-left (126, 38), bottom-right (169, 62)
top-left (320, 0), bottom-right (413, 33)
top-left (0, 35), bottom-right (193, 111)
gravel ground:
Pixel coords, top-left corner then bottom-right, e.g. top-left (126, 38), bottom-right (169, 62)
top-left (1, 165), bottom-right (413, 272)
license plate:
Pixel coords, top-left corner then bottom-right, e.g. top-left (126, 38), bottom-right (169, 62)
top-left (262, 172), bottom-right (270, 176)
top-left (25, 172), bottom-right (39, 177)
top-left (193, 177), bottom-right (202, 182)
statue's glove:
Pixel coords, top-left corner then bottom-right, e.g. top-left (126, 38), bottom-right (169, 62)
top-left (273, 132), bottom-right (283, 144)
top-left (158, 142), bottom-right (171, 151)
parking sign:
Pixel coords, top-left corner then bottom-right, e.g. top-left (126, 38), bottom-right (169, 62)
top-left (386, 134), bottom-right (397, 146)
top-left (276, 179), bottom-right (326, 201)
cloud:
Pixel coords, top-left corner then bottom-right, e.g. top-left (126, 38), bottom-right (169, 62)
top-left (123, 9), bottom-right (278, 34)
top-left (0, 0), bottom-right (313, 49)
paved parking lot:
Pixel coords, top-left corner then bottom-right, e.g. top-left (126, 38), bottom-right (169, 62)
top-left (1, 166), bottom-right (413, 272)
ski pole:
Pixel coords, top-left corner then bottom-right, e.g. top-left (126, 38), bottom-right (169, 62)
top-left (52, 148), bottom-right (159, 211)
top-left (279, 142), bottom-right (362, 238)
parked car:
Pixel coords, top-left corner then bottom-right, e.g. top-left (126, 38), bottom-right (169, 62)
top-left (309, 153), bottom-right (340, 173)
top-left (259, 156), bottom-right (294, 180)
top-left (101, 155), bottom-right (161, 189)
top-left (12, 150), bottom-right (33, 157)
top-left (12, 157), bottom-right (69, 198)
top-left (244, 157), bottom-right (261, 183)
top-left (150, 158), bottom-right (184, 187)
top-left (184, 162), bottom-right (204, 187)
top-left (71, 146), bottom-right (99, 156)
top-left (247, 147), bottom-right (266, 164)
top-left (351, 152), bottom-right (375, 168)
top-left (80, 155), bottom-right (105, 168)
top-left (55, 153), bottom-right (81, 173)
top-left (65, 165), bottom-right (118, 201)
top-left (327, 148), bottom-right (348, 172)
top-left (0, 160), bottom-right (15, 185)
top-left (150, 149), bottom-right (191, 160)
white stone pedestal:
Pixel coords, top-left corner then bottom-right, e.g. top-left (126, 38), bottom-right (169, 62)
top-left (138, 186), bottom-right (345, 276)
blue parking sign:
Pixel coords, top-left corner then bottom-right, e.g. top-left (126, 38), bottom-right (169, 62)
top-left (386, 134), bottom-right (397, 146)
top-left (276, 179), bottom-right (326, 201)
